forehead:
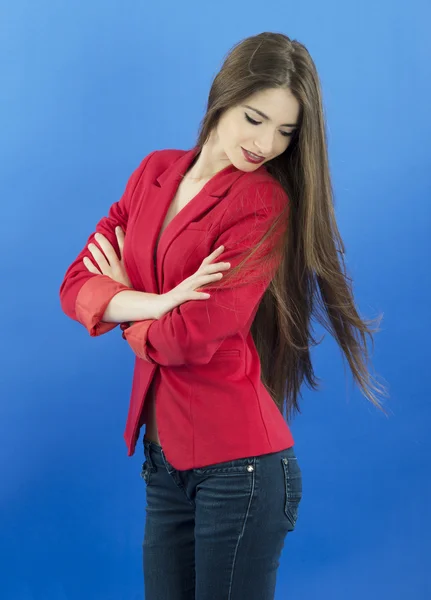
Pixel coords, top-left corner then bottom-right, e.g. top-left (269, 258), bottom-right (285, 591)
top-left (242, 88), bottom-right (300, 124)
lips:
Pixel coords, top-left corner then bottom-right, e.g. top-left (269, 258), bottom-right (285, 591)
top-left (241, 147), bottom-right (265, 164)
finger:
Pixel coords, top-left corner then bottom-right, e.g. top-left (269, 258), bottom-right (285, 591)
top-left (195, 263), bottom-right (229, 279)
top-left (88, 243), bottom-right (110, 273)
top-left (115, 226), bottom-right (125, 256)
top-left (203, 262), bottom-right (231, 273)
top-left (94, 233), bottom-right (119, 266)
top-left (83, 256), bottom-right (101, 274)
top-left (197, 273), bottom-right (224, 286)
top-left (202, 245), bottom-right (225, 265)
top-left (211, 245), bottom-right (225, 256)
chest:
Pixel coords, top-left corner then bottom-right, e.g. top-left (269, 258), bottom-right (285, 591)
top-left (156, 178), bottom-right (207, 246)
top-left (124, 172), bottom-right (229, 296)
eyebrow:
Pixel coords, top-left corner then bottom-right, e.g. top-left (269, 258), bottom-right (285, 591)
top-left (243, 105), bottom-right (298, 128)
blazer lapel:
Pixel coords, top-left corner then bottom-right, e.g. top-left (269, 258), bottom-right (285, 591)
top-left (149, 146), bottom-right (245, 292)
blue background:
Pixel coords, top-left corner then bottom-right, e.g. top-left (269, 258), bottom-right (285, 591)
top-left (1, 1), bottom-right (430, 598)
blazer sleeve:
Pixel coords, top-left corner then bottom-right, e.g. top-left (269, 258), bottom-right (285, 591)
top-left (59, 150), bottom-right (157, 336)
top-left (122, 181), bottom-right (289, 365)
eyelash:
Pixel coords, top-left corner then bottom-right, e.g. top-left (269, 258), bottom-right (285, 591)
top-left (244, 113), bottom-right (293, 137)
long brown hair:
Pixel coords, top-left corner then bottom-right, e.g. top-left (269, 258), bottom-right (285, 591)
top-left (195, 31), bottom-right (389, 421)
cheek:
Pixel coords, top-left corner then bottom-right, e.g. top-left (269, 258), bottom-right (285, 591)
top-left (219, 114), bottom-right (245, 140)
top-left (224, 121), bottom-right (242, 143)
top-left (278, 137), bottom-right (291, 153)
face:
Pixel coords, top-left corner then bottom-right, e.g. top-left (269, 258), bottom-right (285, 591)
top-left (214, 87), bottom-right (300, 171)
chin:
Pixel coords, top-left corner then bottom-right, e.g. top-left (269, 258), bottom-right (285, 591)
top-left (233, 160), bottom-right (256, 173)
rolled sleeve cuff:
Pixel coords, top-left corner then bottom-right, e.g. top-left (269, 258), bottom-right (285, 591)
top-left (75, 275), bottom-right (131, 336)
top-left (122, 320), bottom-right (156, 362)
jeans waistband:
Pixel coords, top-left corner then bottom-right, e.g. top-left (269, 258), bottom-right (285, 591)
top-left (143, 437), bottom-right (163, 451)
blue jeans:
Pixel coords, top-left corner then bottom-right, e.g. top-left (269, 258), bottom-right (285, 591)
top-left (140, 438), bottom-right (302, 599)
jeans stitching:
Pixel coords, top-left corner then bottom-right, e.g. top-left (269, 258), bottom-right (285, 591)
top-left (282, 457), bottom-right (302, 529)
top-left (227, 457), bottom-right (256, 599)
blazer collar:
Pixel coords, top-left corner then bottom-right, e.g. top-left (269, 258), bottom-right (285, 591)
top-left (155, 145), bottom-right (247, 197)
top-left (145, 145), bottom-right (267, 294)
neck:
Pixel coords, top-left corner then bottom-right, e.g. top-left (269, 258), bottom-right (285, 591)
top-left (185, 134), bottom-right (232, 181)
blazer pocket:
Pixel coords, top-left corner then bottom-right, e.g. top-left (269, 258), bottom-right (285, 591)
top-left (211, 349), bottom-right (241, 361)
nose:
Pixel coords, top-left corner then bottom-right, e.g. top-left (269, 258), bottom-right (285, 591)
top-left (253, 130), bottom-right (276, 157)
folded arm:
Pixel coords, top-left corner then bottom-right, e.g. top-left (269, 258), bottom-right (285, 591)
top-left (59, 150), bottom-right (157, 336)
top-left (122, 181), bottom-right (289, 365)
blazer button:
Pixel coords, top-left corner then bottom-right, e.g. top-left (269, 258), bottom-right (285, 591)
top-left (247, 465), bottom-right (254, 472)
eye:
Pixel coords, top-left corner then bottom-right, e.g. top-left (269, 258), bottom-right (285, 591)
top-left (245, 113), bottom-right (260, 126)
top-left (244, 113), bottom-right (293, 138)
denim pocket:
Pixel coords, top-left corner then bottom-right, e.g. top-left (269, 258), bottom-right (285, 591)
top-left (140, 460), bottom-right (152, 485)
top-left (281, 455), bottom-right (302, 530)
top-left (193, 456), bottom-right (255, 476)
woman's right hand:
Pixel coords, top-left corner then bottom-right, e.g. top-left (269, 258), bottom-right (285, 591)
top-left (157, 245), bottom-right (230, 318)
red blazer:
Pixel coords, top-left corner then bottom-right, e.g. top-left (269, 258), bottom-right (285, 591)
top-left (59, 146), bottom-right (295, 470)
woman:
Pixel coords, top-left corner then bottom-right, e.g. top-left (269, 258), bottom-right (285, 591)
top-left (60, 32), bottom-right (387, 600)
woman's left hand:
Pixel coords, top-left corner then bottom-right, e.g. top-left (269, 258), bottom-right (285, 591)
top-left (83, 227), bottom-right (133, 288)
